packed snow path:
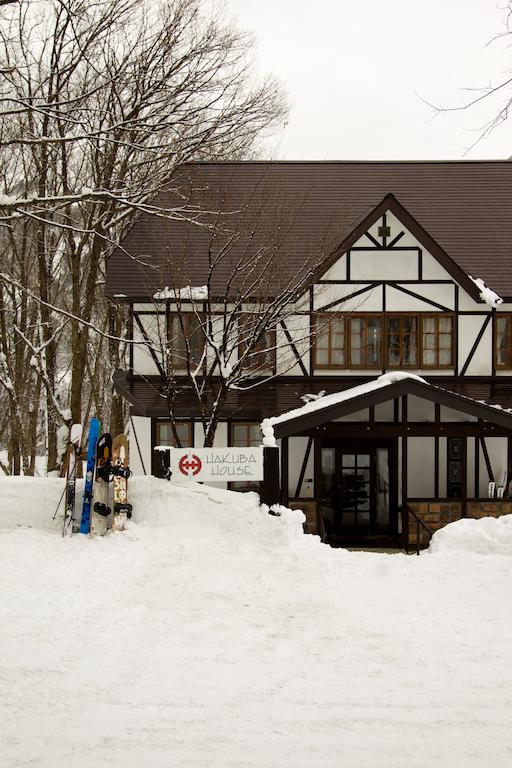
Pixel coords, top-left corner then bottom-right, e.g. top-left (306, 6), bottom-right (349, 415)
top-left (1, 478), bottom-right (512, 767)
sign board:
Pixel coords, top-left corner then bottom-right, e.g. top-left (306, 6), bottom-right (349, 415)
top-left (160, 446), bottom-right (264, 483)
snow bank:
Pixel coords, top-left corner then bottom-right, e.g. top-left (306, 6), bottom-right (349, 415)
top-left (0, 475), bottom-right (307, 548)
top-left (429, 514), bottom-right (512, 556)
top-left (0, 477), bottom-right (65, 530)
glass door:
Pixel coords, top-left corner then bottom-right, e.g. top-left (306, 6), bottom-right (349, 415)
top-left (320, 443), bottom-right (393, 541)
top-left (339, 452), bottom-right (371, 529)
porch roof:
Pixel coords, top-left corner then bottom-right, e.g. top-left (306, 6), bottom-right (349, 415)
top-left (267, 372), bottom-right (512, 438)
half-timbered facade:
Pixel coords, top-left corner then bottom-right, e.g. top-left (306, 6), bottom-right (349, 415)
top-left (107, 161), bottom-right (512, 548)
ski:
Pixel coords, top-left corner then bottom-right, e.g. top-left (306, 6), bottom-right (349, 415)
top-left (63, 423), bottom-right (82, 536)
top-left (497, 471), bottom-right (506, 500)
top-left (91, 432), bottom-right (112, 536)
top-left (79, 418), bottom-right (101, 534)
top-left (112, 434), bottom-right (132, 531)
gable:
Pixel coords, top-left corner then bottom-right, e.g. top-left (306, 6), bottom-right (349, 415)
top-left (317, 194), bottom-right (481, 305)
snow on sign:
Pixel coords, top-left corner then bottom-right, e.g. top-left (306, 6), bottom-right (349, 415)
top-left (166, 447), bottom-right (264, 482)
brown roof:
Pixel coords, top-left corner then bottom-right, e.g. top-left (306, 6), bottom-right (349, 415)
top-left (115, 372), bottom-right (512, 420)
top-left (106, 161), bottom-right (512, 300)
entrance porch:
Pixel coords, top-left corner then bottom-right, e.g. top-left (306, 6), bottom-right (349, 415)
top-left (267, 374), bottom-right (512, 550)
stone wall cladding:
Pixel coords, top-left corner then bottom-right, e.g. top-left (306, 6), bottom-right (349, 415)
top-left (408, 500), bottom-right (512, 548)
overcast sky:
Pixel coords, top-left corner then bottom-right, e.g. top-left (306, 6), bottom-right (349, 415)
top-left (225, 0), bottom-right (512, 160)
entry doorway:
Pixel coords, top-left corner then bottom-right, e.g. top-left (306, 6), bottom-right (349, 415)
top-left (320, 441), bottom-right (397, 544)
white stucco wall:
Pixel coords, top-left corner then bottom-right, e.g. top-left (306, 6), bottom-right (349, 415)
top-left (128, 416), bottom-right (152, 476)
top-left (408, 437), bottom-right (435, 497)
top-left (288, 436), bottom-right (314, 498)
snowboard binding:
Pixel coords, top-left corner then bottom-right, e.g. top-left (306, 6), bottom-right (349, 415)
top-left (96, 461), bottom-right (113, 483)
top-left (115, 503), bottom-right (133, 519)
top-left (112, 465), bottom-right (132, 479)
top-left (93, 501), bottom-right (111, 517)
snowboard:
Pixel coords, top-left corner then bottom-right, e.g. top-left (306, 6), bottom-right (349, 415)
top-left (63, 423), bottom-right (82, 536)
top-left (112, 434), bottom-right (132, 531)
top-left (79, 418), bottom-right (101, 534)
top-left (91, 432), bottom-right (112, 536)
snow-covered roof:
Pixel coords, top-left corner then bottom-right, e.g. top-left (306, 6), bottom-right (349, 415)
top-left (261, 372), bottom-right (512, 442)
top-left (153, 285), bottom-right (208, 301)
top-left (268, 372), bottom-right (425, 427)
top-left (469, 276), bottom-right (503, 308)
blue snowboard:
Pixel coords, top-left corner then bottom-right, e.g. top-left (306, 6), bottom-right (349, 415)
top-left (79, 418), bottom-right (101, 534)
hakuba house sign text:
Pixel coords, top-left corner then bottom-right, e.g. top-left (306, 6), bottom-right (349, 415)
top-left (166, 447), bottom-right (264, 482)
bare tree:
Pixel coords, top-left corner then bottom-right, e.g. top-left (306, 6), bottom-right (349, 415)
top-left (422, 3), bottom-right (512, 153)
top-left (0, 0), bottom-right (286, 472)
top-left (131, 193), bottom-right (347, 447)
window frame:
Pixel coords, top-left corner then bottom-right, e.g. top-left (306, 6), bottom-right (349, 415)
top-left (385, 314), bottom-right (419, 368)
top-left (312, 312), bottom-right (455, 371)
top-left (312, 313), bottom-right (347, 369)
top-left (155, 420), bottom-right (193, 448)
top-left (495, 313), bottom-right (512, 370)
top-left (230, 421), bottom-right (262, 491)
top-left (420, 313), bottom-right (455, 370)
top-left (166, 310), bottom-right (205, 370)
top-left (237, 313), bottom-right (277, 372)
top-left (348, 314), bottom-right (383, 369)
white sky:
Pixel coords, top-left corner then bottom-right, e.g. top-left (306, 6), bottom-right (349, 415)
top-left (225, 0), bottom-right (512, 160)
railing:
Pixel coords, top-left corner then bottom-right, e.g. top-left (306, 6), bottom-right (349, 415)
top-left (318, 512), bottom-right (328, 544)
top-left (406, 505), bottom-right (434, 556)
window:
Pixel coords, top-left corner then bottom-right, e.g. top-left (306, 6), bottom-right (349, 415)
top-left (349, 316), bottom-right (382, 368)
top-left (496, 315), bottom-right (512, 369)
top-left (238, 315), bottom-right (276, 370)
top-left (168, 313), bottom-right (204, 369)
top-left (421, 315), bottom-right (453, 368)
top-left (386, 316), bottom-right (418, 367)
top-left (312, 313), bottom-right (454, 370)
top-left (447, 437), bottom-right (464, 498)
top-left (156, 421), bottom-right (193, 448)
top-left (314, 315), bottom-right (345, 367)
top-left (231, 422), bottom-right (261, 490)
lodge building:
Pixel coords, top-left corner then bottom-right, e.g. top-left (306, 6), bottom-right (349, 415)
top-left (106, 161), bottom-right (512, 549)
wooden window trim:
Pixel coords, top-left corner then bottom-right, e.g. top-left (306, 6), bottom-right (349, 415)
top-left (420, 313), bottom-right (455, 370)
top-left (384, 314), bottom-right (419, 369)
top-left (230, 421), bottom-right (261, 490)
top-left (495, 313), bottom-right (512, 370)
top-left (348, 314), bottom-right (382, 369)
top-left (312, 312), bottom-right (455, 371)
top-left (155, 420), bottom-right (193, 448)
top-left (312, 312), bottom-right (347, 369)
top-left (167, 311), bottom-right (205, 369)
top-left (238, 314), bottom-right (277, 371)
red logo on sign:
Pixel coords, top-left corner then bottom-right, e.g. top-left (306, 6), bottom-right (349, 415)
top-left (178, 454), bottom-right (202, 476)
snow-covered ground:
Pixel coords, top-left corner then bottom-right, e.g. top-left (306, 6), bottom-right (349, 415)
top-left (1, 477), bottom-right (512, 768)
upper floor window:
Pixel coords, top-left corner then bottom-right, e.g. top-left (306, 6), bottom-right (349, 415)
top-left (496, 315), bottom-right (512, 368)
top-left (314, 315), bottom-right (345, 367)
top-left (156, 420), bottom-right (193, 448)
top-left (238, 315), bottom-right (276, 371)
top-left (231, 422), bottom-right (261, 491)
top-left (313, 313), bottom-right (454, 370)
top-left (422, 315), bottom-right (453, 367)
top-left (386, 316), bottom-right (418, 367)
top-left (168, 313), bottom-right (204, 369)
top-left (349, 316), bottom-right (381, 368)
